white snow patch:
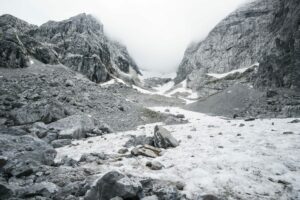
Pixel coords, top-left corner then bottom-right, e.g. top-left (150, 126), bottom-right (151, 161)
top-left (100, 77), bottom-right (128, 87)
top-left (139, 70), bottom-right (176, 80)
top-left (132, 85), bottom-right (155, 95)
top-left (207, 63), bottom-right (259, 79)
top-left (55, 106), bottom-right (300, 199)
top-left (153, 81), bottom-right (175, 95)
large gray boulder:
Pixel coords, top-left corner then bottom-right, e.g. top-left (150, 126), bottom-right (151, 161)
top-left (10, 100), bottom-right (68, 125)
top-left (0, 177), bottom-right (13, 199)
top-left (47, 114), bottom-right (96, 139)
top-left (17, 181), bottom-right (59, 198)
top-left (153, 125), bottom-right (179, 148)
top-left (84, 171), bottom-right (143, 200)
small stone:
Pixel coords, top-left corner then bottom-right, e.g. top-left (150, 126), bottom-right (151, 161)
top-left (283, 131), bottom-right (294, 135)
top-left (165, 109), bottom-right (170, 112)
top-left (146, 161), bottom-right (164, 170)
top-left (218, 146), bottom-right (224, 149)
top-left (118, 148), bottom-right (128, 154)
top-left (237, 133), bottom-right (241, 137)
top-left (65, 80), bottom-right (75, 87)
top-left (201, 194), bottom-right (220, 200)
top-left (51, 139), bottom-right (72, 148)
top-left (143, 144), bottom-right (161, 154)
top-left (175, 181), bottom-right (185, 190)
top-left (245, 118), bottom-right (255, 121)
top-left (141, 195), bottom-right (159, 200)
top-left (96, 160), bottom-right (103, 165)
top-left (42, 149), bottom-right (57, 166)
top-left (36, 172), bottom-right (43, 177)
top-left (190, 128), bottom-right (196, 131)
top-left (239, 123), bottom-right (245, 127)
top-left (110, 197), bottom-right (123, 200)
top-left (0, 156), bottom-right (8, 168)
top-left (187, 135), bottom-right (192, 139)
top-left (88, 140), bottom-right (93, 143)
top-left (176, 114), bottom-right (185, 119)
top-left (289, 119), bottom-right (300, 123)
top-left (218, 132), bottom-right (223, 135)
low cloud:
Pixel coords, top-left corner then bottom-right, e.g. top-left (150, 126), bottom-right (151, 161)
top-left (0, 0), bottom-right (249, 73)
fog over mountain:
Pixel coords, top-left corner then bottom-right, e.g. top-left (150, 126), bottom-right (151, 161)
top-left (0, 0), bottom-right (248, 73)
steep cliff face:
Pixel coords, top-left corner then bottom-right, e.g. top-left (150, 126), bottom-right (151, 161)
top-left (0, 14), bottom-right (59, 68)
top-left (176, 0), bottom-right (300, 117)
top-left (0, 14), bottom-right (140, 84)
top-left (175, 0), bottom-right (300, 90)
top-left (251, 0), bottom-right (300, 89)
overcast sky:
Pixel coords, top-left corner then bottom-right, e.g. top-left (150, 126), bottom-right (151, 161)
top-left (0, 0), bottom-right (249, 73)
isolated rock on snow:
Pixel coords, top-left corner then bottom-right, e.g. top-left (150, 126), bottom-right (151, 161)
top-left (131, 145), bottom-right (160, 158)
top-left (124, 135), bottom-right (154, 147)
top-left (146, 161), bottom-right (164, 170)
top-left (153, 125), bottom-right (179, 148)
top-left (140, 178), bottom-right (182, 200)
top-left (84, 171), bottom-right (143, 200)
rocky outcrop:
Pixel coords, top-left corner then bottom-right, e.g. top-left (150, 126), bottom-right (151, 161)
top-left (175, 0), bottom-right (299, 90)
top-left (0, 14), bottom-right (58, 68)
top-left (0, 13), bottom-right (141, 84)
top-left (175, 0), bottom-right (300, 117)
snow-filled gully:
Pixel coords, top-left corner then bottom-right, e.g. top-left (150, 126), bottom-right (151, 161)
top-left (56, 107), bottom-right (300, 199)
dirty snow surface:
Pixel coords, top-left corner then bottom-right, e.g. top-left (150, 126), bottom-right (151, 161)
top-left (56, 107), bottom-right (300, 200)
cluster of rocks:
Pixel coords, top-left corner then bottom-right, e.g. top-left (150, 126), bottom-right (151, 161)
top-left (84, 170), bottom-right (220, 200)
top-left (128, 125), bottom-right (179, 159)
top-left (0, 126), bottom-right (218, 200)
top-left (0, 61), bottom-right (171, 133)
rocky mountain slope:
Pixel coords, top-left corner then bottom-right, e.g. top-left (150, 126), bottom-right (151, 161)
top-left (0, 13), bottom-right (141, 84)
top-left (174, 0), bottom-right (300, 117)
top-left (0, 58), bottom-right (187, 200)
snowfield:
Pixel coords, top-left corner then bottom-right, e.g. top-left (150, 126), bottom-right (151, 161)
top-left (56, 107), bottom-right (300, 200)
top-left (207, 63), bottom-right (259, 79)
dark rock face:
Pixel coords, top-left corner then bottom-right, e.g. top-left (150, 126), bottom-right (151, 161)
top-left (0, 13), bottom-right (140, 84)
top-left (0, 14), bottom-right (59, 68)
top-left (175, 0), bottom-right (300, 117)
top-left (176, 0), bottom-right (299, 90)
top-left (251, 0), bottom-right (300, 89)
